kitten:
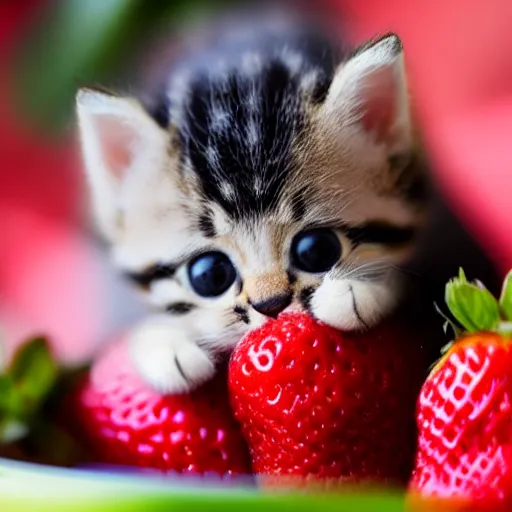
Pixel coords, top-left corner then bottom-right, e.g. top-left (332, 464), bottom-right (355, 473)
top-left (76, 16), bottom-right (429, 394)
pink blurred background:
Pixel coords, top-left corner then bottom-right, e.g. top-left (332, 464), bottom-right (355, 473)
top-left (0, 1), bottom-right (145, 363)
top-left (1, 0), bottom-right (511, 362)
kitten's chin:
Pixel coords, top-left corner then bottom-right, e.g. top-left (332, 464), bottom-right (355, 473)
top-left (310, 277), bottom-right (403, 332)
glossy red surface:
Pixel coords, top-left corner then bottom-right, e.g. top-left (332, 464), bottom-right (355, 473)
top-left (70, 339), bottom-right (251, 475)
top-left (411, 334), bottom-right (512, 505)
top-left (229, 312), bottom-right (426, 485)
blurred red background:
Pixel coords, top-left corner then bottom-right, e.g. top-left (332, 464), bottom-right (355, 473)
top-left (1, 0), bottom-right (511, 362)
top-left (0, 1), bottom-right (129, 363)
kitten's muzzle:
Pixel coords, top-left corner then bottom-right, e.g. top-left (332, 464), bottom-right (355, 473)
top-left (251, 292), bottom-right (292, 318)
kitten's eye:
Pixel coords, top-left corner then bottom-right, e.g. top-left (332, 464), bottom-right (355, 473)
top-left (291, 229), bottom-right (341, 273)
top-left (188, 251), bottom-right (237, 297)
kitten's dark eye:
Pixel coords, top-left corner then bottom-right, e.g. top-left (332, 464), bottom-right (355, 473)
top-left (188, 251), bottom-right (237, 297)
top-left (291, 229), bottom-right (341, 273)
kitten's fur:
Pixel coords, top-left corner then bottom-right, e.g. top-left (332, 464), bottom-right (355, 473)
top-left (76, 15), bottom-right (430, 393)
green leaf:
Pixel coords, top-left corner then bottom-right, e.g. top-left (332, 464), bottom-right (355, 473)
top-left (13, 0), bottom-right (239, 132)
top-left (445, 268), bottom-right (500, 333)
top-left (7, 337), bottom-right (59, 415)
top-left (0, 376), bottom-right (16, 413)
top-left (0, 375), bottom-right (29, 444)
top-left (0, 338), bottom-right (58, 444)
top-left (13, 0), bottom-right (144, 131)
top-left (499, 269), bottom-right (512, 321)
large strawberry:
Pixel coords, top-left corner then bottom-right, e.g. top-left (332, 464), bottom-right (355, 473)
top-left (228, 311), bottom-right (429, 488)
top-left (66, 338), bottom-right (252, 476)
top-left (409, 269), bottom-right (512, 510)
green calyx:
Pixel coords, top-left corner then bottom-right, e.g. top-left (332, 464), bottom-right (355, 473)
top-left (0, 336), bottom-right (87, 465)
top-left (0, 337), bottom-right (58, 445)
top-left (445, 268), bottom-right (512, 336)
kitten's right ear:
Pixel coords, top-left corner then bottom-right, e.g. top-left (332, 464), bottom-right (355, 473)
top-left (76, 88), bottom-right (168, 239)
top-left (321, 34), bottom-right (411, 157)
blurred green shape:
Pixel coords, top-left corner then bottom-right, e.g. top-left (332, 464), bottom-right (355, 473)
top-left (15, 0), bottom-right (145, 132)
top-left (0, 458), bottom-right (409, 512)
top-left (0, 338), bottom-right (57, 444)
top-left (8, 338), bottom-right (58, 407)
top-left (13, 0), bottom-right (237, 133)
top-left (0, 494), bottom-right (406, 512)
top-left (0, 474), bottom-right (405, 511)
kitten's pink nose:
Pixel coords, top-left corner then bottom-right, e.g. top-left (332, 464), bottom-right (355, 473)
top-left (252, 292), bottom-right (292, 318)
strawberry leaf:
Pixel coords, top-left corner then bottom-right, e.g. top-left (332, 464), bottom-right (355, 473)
top-left (7, 337), bottom-right (58, 409)
top-left (499, 269), bottom-right (512, 321)
top-left (445, 268), bottom-right (500, 333)
top-left (0, 375), bottom-right (25, 415)
top-left (0, 375), bottom-right (28, 443)
top-left (0, 337), bottom-right (59, 446)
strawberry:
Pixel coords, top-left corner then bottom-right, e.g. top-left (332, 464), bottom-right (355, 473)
top-left (409, 269), bottom-right (512, 510)
top-left (228, 311), bottom-right (429, 488)
top-left (66, 338), bottom-right (252, 476)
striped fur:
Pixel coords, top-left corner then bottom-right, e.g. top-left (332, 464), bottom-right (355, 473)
top-left (76, 19), bottom-right (430, 394)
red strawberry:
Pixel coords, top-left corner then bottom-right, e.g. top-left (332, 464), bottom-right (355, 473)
top-left (67, 337), bottom-right (252, 476)
top-left (409, 269), bottom-right (512, 510)
top-left (228, 311), bottom-right (428, 488)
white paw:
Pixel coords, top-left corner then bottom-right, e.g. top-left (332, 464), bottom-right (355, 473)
top-left (127, 318), bottom-right (216, 395)
top-left (311, 278), bottom-right (401, 331)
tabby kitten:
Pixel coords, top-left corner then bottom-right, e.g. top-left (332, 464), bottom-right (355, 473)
top-left (76, 18), bottom-right (428, 394)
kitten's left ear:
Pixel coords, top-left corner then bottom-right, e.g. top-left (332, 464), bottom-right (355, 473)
top-left (76, 88), bottom-right (169, 239)
top-left (322, 33), bottom-right (411, 156)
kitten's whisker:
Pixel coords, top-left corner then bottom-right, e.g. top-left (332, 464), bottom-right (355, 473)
top-left (335, 261), bottom-right (393, 281)
top-left (389, 265), bottom-right (425, 281)
top-left (341, 260), bottom-right (388, 274)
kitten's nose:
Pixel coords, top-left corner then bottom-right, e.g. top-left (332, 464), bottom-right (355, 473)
top-left (252, 292), bottom-right (292, 318)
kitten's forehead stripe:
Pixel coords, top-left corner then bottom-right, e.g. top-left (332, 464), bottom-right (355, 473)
top-left (165, 28), bottom-right (339, 221)
top-left (181, 61), bottom-right (305, 220)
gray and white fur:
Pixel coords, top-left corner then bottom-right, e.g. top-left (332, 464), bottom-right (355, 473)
top-left (76, 15), bottom-right (429, 394)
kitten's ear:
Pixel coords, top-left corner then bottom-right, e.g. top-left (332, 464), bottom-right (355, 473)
top-left (76, 88), bottom-right (168, 239)
top-left (322, 34), bottom-right (411, 155)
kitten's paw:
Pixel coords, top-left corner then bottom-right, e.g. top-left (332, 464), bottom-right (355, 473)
top-left (127, 318), bottom-right (215, 395)
top-left (312, 279), bottom-right (401, 331)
